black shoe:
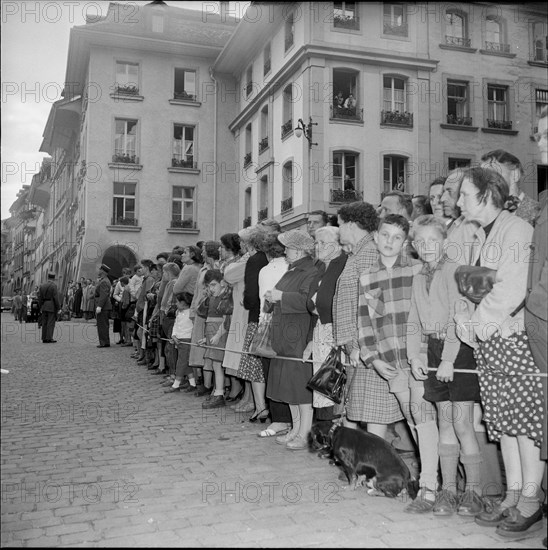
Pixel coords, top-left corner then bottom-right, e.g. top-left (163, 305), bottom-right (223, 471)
top-left (150, 369), bottom-right (166, 376)
top-left (97, 344), bottom-right (110, 348)
top-left (195, 384), bottom-right (212, 397)
top-left (164, 386), bottom-right (181, 393)
top-left (202, 395), bottom-right (226, 409)
top-left (226, 386), bottom-right (245, 402)
top-left (496, 507), bottom-right (543, 538)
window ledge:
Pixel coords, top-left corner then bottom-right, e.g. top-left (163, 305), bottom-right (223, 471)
top-left (479, 49), bottom-right (516, 59)
top-left (332, 26), bottom-right (361, 35)
top-left (440, 123), bottom-right (478, 132)
top-left (281, 130), bottom-right (294, 142)
top-left (108, 163), bottom-right (143, 170)
top-left (168, 99), bottom-right (202, 107)
top-left (329, 118), bottom-right (364, 126)
top-left (481, 127), bottom-right (518, 135)
top-left (281, 207), bottom-right (294, 217)
top-left (528, 60), bottom-right (548, 68)
top-left (107, 225), bottom-right (142, 232)
top-left (380, 123), bottom-right (414, 130)
top-left (168, 167), bottom-right (200, 174)
top-left (109, 93), bottom-right (144, 102)
top-left (439, 44), bottom-right (477, 54)
top-left (166, 228), bottom-right (200, 234)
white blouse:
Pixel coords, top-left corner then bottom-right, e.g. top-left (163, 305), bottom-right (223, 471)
top-left (258, 257), bottom-right (288, 321)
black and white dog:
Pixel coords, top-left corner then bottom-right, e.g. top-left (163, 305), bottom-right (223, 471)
top-left (309, 421), bottom-right (418, 499)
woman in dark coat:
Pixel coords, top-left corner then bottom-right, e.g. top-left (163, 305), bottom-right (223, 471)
top-left (266, 230), bottom-right (318, 451)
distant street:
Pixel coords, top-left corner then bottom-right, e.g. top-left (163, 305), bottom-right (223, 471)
top-left (0, 312), bottom-right (545, 548)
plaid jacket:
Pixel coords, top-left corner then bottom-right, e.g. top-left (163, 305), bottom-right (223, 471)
top-left (358, 254), bottom-right (422, 368)
top-left (334, 234), bottom-right (378, 350)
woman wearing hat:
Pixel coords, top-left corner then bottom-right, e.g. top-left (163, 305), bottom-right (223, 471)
top-left (265, 229), bottom-right (318, 450)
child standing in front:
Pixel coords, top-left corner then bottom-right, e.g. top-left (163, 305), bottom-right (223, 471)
top-left (199, 269), bottom-right (229, 409)
top-left (358, 214), bottom-right (439, 512)
top-left (407, 215), bottom-right (483, 517)
top-left (165, 292), bottom-right (194, 393)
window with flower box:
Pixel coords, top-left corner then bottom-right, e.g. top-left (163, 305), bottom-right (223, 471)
top-left (381, 76), bottom-right (412, 127)
top-left (171, 187), bottom-right (195, 228)
top-left (115, 61), bottom-right (139, 95)
top-left (331, 152), bottom-right (361, 203)
top-left (172, 124), bottom-right (196, 168)
top-left (282, 84), bottom-right (294, 139)
top-left (331, 69), bottom-right (361, 121)
top-left (333, 2), bottom-right (359, 30)
top-left (114, 119), bottom-right (138, 163)
top-left (383, 3), bottom-right (407, 36)
top-left (174, 68), bottom-right (196, 101)
top-left (486, 85), bottom-right (511, 129)
top-left (112, 182), bottom-right (137, 225)
top-left (445, 81), bottom-right (472, 126)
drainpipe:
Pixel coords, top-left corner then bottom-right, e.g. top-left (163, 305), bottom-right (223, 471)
top-left (209, 66), bottom-right (218, 237)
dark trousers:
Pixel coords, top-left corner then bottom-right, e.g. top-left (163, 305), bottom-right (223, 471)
top-left (96, 310), bottom-right (110, 346)
top-left (41, 311), bottom-right (56, 342)
top-left (261, 358), bottom-right (291, 423)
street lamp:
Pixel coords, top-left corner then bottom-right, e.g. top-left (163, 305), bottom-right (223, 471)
top-left (294, 117), bottom-right (318, 148)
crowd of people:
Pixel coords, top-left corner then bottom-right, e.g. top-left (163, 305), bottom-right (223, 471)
top-left (8, 109), bottom-right (547, 543)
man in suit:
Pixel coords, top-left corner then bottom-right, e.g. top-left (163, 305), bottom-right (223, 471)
top-left (38, 273), bottom-right (60, 343)
top-left (95, 263), bottom-right (112, 348)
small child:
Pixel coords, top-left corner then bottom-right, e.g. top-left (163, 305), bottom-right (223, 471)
top-left (198, 269), bottom-right (229, 409)
top-left (407, 214), bottom-right (483, 517)
top-left (166, 292), bottom-right (194, 393)
top-left (358, 213), bottom-right (439, 511)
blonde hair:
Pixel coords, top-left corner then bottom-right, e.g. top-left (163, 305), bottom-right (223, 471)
top-left (315, 226), bottom-right (340, 242)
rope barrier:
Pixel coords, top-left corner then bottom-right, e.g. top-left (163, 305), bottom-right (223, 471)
top-left (133, 322), bottom-right (547, 378)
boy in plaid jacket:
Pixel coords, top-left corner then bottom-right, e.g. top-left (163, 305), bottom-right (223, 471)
top-left (358, 214), bottom-right (439, 510)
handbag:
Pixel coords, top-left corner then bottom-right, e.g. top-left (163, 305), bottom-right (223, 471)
top-left (455, 265), bottom-right (524, 316)
top-left (249, 313), bottom-right (276, 358)
top-left (454, 265), bottom-right (497, 304)
top-left (307, 347), bottom-right (347, 405)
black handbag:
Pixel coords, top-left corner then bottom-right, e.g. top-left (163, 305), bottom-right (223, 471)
top-left (307, 347), bottom-right (347, 404)
top-left (454, 265), bottom-right (497, 304)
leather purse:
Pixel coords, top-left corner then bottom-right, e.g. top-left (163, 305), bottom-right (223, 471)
top-left (307, 347), bottom-right (347, 405)
top-left (249, 313), bottom-right (276, 358)
top-left (454, 265), bottom-right (497, 304)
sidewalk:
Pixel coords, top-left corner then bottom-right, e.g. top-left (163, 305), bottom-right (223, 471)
top-left (1, 313), bottom-right (545, 548)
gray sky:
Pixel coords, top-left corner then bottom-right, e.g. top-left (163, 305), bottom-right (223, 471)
top-left (1, 1), bottom-right (248, 219)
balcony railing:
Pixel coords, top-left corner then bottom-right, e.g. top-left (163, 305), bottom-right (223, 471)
top-left (281, 119), bottom-right (293, 139)
top-left (264, 59), bottom-right (271, 75)
top-left (170, 219), bottom-right (196, 229)
top-left (243, 216), bottom-right (252, 228)
top-left (330, 105), bottom-right (363, 121)
top-left (383, 22), bottom-right (408, 36)
top-left (173, 91), bottom-right (196, 101)
top-left (281, 197), bottom-right (293, 213)
top-left (445, 35), bottom-right (471, 48)
top-left (114, 84), bottom-right (139, 95)
top-left (446, 114), bottom-right (473, 126)
top-left (258, 207), bottom-right (268, 221)
top-left (112, 153), bottom-right (139, 164)
top-left (243, 152), bottom-right (252, 167)
top-left (258, 137), bottom-right (269, 154)
top-left (334, 14), bottom-right (359, 30)
top-left (171, 158), bottom-right (197, 169)
top-left (330, 189), bottom-right (363, 203)
top-left (111, 216), bottom-right (138, 226)
top-left (381, 110), bottom-right (413, 127)
top-left (531, 51), bottom-right (548, 63)
top-left (486, 119), bottom-right (513, 130)
top-left (484, 41), bottom-right (510, 53)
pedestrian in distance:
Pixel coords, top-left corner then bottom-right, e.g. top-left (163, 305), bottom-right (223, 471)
top-left (38, 273), bottom-right (61, 343)
top-left (95, 264), bottom-right (112, 348)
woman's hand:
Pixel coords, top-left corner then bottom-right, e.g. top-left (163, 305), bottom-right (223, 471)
top-left (371, 359), bottom-right (398, 380)
top-left (302, 342), bottom-right (313, 362)
top-left (436, 361), bottom-right (454, 383)
top-left (410, 358), bottom-right (428, 381)
top-left (265, 289), bottom-right (282, 303)
top-left (171, 335), bottom-right (179, 345)
top-left (198, 338), bottom-right (206, 346)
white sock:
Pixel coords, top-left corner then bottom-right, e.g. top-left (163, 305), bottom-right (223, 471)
top-left (172, 380), bottom-right (181, 389)
top-left (189, 378), bottom-right (196, 387)
top-left (213, 390), bottom-right (224, 396)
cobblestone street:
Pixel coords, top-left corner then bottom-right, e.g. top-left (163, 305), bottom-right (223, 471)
top-left (1, 313), bottom-right (545, 548)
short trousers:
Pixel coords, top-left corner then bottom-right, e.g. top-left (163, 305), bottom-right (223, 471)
top-left (423, 337), bottom-right (481, 403)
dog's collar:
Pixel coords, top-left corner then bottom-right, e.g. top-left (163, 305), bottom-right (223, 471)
top-left (328, 418), bottom-right (343, 443)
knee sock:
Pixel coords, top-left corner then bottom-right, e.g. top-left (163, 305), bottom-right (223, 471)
top-left (460, 452), bottom-right (483, 495)
top-left (439, 443), bottom-right (460, 494)
top-left (516, 494), bottom-right (541, 518)
top-left (500, 488), bottom-right (521, 510)
top-left (415, 421), bottom-right (440, 493)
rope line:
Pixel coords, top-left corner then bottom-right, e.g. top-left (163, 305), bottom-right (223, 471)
top-left (134, 322), bottom-right (547, 378)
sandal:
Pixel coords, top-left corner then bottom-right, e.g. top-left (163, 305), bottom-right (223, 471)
top-left (258, 427), bottom-right (289, 438)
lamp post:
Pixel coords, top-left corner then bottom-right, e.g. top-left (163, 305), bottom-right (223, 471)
top-left (294, 117), bottom-right (318, 148)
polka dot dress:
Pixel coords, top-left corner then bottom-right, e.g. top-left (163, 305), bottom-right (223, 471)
top-left (474, 330), bottom-right (544, 448)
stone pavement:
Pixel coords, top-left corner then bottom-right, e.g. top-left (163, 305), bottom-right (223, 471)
top-left (1, 313), bottom-right (545, 548)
